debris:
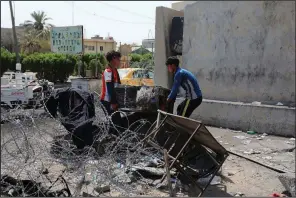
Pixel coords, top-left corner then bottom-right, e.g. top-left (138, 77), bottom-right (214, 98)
top-left (255, 133), bottom-right (267, 140)
top-left (132, 110), bottom-right (229, 197)
top-left (130, 166), bottom-right (176, 177)
top-left (289, 138), bottom-right (295, 141)
top-left (234, 135), bottom-right (248, 140)
top-left (262, 156), bottom-right (273, 160)
top-left (276, 102), bottom-right (284, 106)
top-left (82, 192), bottom-right (95, 197)
top-left (117, 163), bottom-right (124, 168)
top-left (94, 184), bottom-right (111, 194)
top-left (234, 192), bottom-right (245, 197)
top-left (197, 175), bottom-right (221, 185)
top-left (242, 140), bottom-right (251, 145)
top-left (278, 173), bottom-right (296, 197)
top-left (285, 141), bottom-right (294, 145)
top-left (163, 149), bottom-right (175, 197)
top-left (224, 143), bottom-right (229, 145)
top-left (247, 130), bottom-right (257, 135)
top-left (252, 101), bottom-right (261, 105)
top-left (243, 149), bottom-right (261, 155)
top-left (112, 169), bottom-right (133, 184)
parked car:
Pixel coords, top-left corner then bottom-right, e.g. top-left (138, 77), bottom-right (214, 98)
top-left (117, 68), bottom-right (154, 86)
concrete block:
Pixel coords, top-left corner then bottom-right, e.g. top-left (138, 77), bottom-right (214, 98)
top-left (154, 7), bottom-right (183, 89)
top-left (174, 98), bottom-right (295, 137)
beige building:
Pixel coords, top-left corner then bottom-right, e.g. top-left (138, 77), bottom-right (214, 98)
top-left (171, 1), bottom-right (195, 11)
top-left (119, 44), bottom-right (132, 68)
top-left (83, 35), bottom-right (117, 54)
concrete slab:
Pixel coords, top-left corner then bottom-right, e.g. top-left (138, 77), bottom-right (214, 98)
top-left (175, 98), bottom-right (295, 137)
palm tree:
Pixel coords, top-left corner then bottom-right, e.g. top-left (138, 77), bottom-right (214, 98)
top-left (20, 11), bottom-right (53, 39)
top-left (20, 30), bottom-right (41, 54)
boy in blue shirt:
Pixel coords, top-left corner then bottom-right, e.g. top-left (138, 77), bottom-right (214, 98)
top-left (166, 56), bottom-right (203, 118)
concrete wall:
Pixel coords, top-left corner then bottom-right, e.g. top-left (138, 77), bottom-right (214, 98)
top-left (171, 1), bottom-right (196, 11)
top-left (182, 1), bottom-right (295, 104)
top-left (175, 98), bottom-right (296, 137)
top-left (154, 7), bottom-right (184, 89)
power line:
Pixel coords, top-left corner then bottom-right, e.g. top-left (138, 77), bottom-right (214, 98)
top-left (96, 1), bottom-right (154, 21)
top-left (64, 1), bottom-right (155, 25)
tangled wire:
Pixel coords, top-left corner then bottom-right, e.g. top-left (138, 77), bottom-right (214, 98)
top-left (0, 92), bottom-right (169, 197)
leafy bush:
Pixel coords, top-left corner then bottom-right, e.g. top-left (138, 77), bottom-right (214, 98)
top-left (1, 47), bottom-right (108, 81)
top-left (22, 53), bottom-right (75, 82)
top-left (129, 54), bottom-right (142, 63)
top-left (1, 48), bottom-right (13, 76)
top-left (88, 59), bottom-right (103, 76)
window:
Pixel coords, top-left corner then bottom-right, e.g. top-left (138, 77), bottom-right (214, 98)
top-left (88, 46), bottom-right (95, 51)
top-left (118, 69), bottom-right (129, 79)
top-left (132, 70), bottom-right (144, 79)
top-left (147, 71), bottom-right (154, 79)
top-left (100, 46), bottom-right (103, 51)
top-left (84, 45), bottom-right (88, 49)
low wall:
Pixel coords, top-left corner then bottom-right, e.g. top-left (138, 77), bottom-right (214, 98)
top-left (175, 98), bottom-right (295, 137)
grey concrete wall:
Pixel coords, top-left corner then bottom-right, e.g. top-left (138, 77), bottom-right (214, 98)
top-left (154, 7), bottom-right (183, 89)
top-left (182, 1), bottom-right (295, 104)
top-left (171, 1), bottom-right (196, 11)
top-left (175, 98), bottom-right (296, 137)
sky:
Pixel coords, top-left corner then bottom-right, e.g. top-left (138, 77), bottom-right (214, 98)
top-left (1, 1), bottom-right (178, 45)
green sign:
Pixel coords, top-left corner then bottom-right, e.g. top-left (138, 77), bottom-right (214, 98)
top-left (50, 25), bottom-right (83, 54)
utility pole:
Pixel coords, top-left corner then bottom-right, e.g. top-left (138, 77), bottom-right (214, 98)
top-left (72, 1), bottom-right (74, 25)
top-left (9, 0), bottom-right (21, 71)
top-left (152, 42), bottom-right (154, 60)
top-left (95, 41), bottom-right (98, 78)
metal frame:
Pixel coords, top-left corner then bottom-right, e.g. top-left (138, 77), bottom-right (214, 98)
top-left (134, 110), bottom-right (229, 197)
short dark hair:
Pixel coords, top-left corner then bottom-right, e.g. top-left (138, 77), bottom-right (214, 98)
top-left (165, 56), bottom-right (179, 67)
top-left (106, 50), bottom-right (121, 62)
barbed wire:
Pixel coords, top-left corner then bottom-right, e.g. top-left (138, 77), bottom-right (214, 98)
top-left (0, 90), bottom-right (175, 197)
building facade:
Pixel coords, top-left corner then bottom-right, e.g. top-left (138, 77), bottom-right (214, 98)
top-left (83, 35), bottom-right (117, 54)
top-left (119, 44), bottom-right (132, 68)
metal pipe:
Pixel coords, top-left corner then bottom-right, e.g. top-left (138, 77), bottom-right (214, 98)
top-left (9, 0), bottom-right (20, 70)
top-left (95, 41), bottom-right (98, 77)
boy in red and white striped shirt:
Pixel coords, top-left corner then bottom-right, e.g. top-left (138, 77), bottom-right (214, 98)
top-left (100, 50), bottom-right (121, 115)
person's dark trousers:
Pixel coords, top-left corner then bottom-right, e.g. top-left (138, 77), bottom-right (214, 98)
top-left (176, 96), bottom-right (203, 118)
top-left (100, 100), bottom-right (124, 135)
top-left (101, 100), bottom-right (112, 115)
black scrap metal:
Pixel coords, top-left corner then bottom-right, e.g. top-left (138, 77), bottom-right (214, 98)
top-left (133, 110), bottom-right (229, 197)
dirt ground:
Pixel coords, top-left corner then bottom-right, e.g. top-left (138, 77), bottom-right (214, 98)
top-left (1, 113), bottom-right (294, 197)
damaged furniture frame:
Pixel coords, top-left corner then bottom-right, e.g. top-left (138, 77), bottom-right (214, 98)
top-left (133, 110), bottom-right (229, 197)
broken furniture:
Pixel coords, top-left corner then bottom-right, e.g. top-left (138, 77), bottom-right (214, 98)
top-left (133, 110), bottom-right (229, 197)
top-left (113, 86), bottom-right (173, 138)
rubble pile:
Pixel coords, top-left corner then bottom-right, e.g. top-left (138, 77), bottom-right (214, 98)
top-left (1, 88), bottom-right (227, 197)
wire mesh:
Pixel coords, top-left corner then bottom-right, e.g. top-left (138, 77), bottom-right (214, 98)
top-left (0, 90), bottom-right (172, 197)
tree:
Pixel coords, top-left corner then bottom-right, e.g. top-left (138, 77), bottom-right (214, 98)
top-left (20, 31), bottom-right (41, 54)
top-left (20, 11), bottom-right (53, 39)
